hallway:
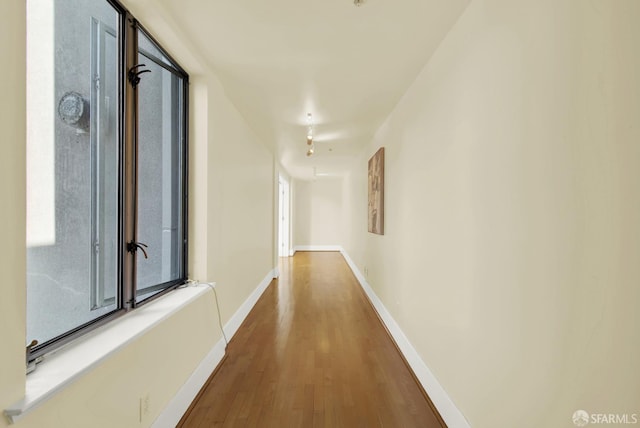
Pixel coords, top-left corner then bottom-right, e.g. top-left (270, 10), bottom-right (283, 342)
top-left (178, 252), bottom-right (444, 427)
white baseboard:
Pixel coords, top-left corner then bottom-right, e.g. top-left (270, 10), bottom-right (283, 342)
top-left (339, 248), bottom-right (471, 428)
top-left (294, 245), bottom-right (342, 252)
top-left (153, 267), bottom-right (277, 427)
top-left (152, 338), bottom-right (226, 428)
top-left (223, 268), bottom-right (277, 340)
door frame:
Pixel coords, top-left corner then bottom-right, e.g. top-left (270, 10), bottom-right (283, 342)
top-left (278, 175), bottom-right (291, 257)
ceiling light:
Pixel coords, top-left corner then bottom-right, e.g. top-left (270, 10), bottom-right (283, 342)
top-left (305, 112), bottom-right (315, 156)
top-left (354, 0), bottom-right (366, 6)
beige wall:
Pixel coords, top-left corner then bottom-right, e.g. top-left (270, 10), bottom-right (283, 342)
top-left (0, 0), bottom-right (27, 420)
top-left (293, 178), bottom-right (344, 248)
top-left (0, 2), bottom-right (276, 427)
top-left (343, 0), bottom-right (640, 426)
top-left (205, 72), bottom-right (275, 322)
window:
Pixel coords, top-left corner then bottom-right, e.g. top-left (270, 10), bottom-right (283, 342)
top-left (135, 30), bottom-right (187, 302)
top-left (26, 0), bottom-right (188, 364)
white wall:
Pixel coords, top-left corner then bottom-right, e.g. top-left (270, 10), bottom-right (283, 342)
top-left (343, 0), bottom-right (640, 427)
top-left (0, 2), bottom-right (276, 427)
top-left (293, 178), bottom-right (344, 248)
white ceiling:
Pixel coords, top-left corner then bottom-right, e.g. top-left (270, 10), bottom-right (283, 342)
top-left (159, 0), bottom-right (470, 179)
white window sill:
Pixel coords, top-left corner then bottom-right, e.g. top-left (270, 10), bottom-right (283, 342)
top-left (4, 284), bottom-right (210, 424)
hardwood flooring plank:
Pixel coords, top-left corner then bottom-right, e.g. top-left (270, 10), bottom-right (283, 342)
top-left (178, 252), bottom-right (445, 428)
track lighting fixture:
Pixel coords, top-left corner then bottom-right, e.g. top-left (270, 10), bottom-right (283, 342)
top-left (306, 113), bottom-right (315, 156)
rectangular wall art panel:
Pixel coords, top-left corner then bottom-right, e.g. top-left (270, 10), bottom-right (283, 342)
top-left (368, 147), bottom-right (384, 235)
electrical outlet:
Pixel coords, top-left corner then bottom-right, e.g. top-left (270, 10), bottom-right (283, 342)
top-left (364, 266), bottom-right (369, 277)
top-left (139, 393), bottom-right (150, 423)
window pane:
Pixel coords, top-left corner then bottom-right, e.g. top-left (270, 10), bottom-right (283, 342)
top-left (138, 32), bottom-right (175, 70)
top-left (135, 31), bottom-right (185, 302)
top-left (26, 0), bottom-right (120, 346)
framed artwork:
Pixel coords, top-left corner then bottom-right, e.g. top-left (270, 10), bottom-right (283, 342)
top-left (368, 147), bottom-right (384, 235)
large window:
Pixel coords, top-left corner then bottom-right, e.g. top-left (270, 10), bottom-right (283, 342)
top-left (26, 0), bottom-right (188, 364)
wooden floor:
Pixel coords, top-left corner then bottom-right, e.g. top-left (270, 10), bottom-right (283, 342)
top-left (178, 251), bottom-right (445, 428)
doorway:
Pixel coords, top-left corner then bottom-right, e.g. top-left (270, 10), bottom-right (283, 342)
top-left (278, 175), bottom-right (290, 257)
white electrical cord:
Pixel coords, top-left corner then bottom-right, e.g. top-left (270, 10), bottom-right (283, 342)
top-left (186, 279), bottom-right (229, 348)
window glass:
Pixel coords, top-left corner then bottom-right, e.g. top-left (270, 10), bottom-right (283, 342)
top-left (135, 30), bottom-right (185, 302)
top-left (26, 0), bottom-right (120, 346)
top-left (138, 31), bottom-right (174, 69)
